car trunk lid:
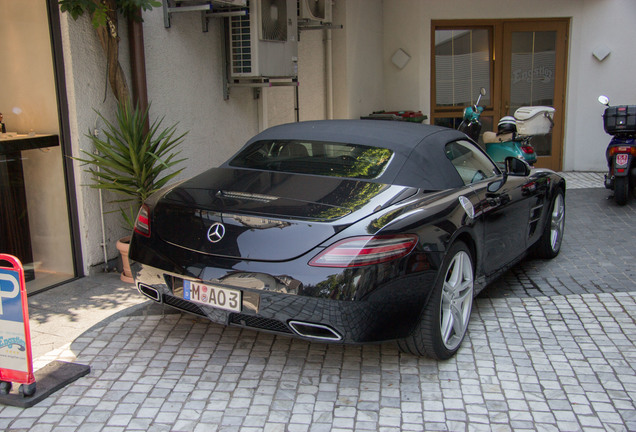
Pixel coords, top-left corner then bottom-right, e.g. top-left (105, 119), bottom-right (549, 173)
top-left (152, 168), bottom-right (415, 261)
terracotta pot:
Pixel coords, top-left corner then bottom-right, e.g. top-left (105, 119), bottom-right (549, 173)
top-left (116, 236), bottom-right (134, 284)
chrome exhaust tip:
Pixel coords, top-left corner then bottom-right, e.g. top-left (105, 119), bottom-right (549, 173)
top-left (137, 283), bottom-right (161, 302)
top-left (288, 320), bottom-right (342, 341)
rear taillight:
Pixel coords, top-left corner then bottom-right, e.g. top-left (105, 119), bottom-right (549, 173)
top-left (134, 204), bottom-right (151, 237)
top-left (608, 146), bottom-right (636, 157)
top-left (521, 145), bottom-right (535, 154)
top-left (309, 235), bottom-right (418, 268)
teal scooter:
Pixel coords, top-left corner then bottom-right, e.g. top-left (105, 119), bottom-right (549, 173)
top-left (483, 106), bottom-right (555, 166)
top-left (458, 88), bottom-right (554, 166)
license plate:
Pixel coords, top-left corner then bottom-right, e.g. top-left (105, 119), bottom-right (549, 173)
top-left (183, 280), bottom-right (241, 312)
top-left (616, 154), bottom-right (629, 166)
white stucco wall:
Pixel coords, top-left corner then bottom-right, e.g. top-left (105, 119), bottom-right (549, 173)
top-left (381, 0), bottom-right (636, 172)
top-left (565, 0), bottom-right (636, 171)
top-left (61, 11), bottom-right (128, 272)
top-left (143, 10), bottom-right (260, 173)
top-left (298, 30), bottom-right (326, 121)
top-left (332, 0), bottom-right (385, 119)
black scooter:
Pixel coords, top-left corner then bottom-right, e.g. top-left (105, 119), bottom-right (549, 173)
top-left (598, 95), bottom-right (636, 205)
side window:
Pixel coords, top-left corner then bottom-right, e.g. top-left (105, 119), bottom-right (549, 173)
top-left (445, 140), bottom-right (499, 185)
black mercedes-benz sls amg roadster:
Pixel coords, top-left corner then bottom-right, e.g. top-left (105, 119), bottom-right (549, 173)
top-left (129, 120), bottom-right (565, 359)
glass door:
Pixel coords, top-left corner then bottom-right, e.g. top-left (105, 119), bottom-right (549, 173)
top-left (0, 1), bottom-right (78, 293)
top-left (432, 26), bottom-right (495, 147)
top-left (502, 21), bottom-right (569, 171)
top-left (432, 19), bottom-right (569, 171)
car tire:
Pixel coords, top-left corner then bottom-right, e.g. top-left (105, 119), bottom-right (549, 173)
top-left (398, 241), bottom-right (474, 360)
top-left (614, 176), bottom-right (629, 206)
top-left (534, 189), bottom-right (565, 259)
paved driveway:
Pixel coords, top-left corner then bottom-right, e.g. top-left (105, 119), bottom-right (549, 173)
top-left (1, 179), bottom-right (635, 432)
top-left (484, 188), bottom-right (636, 298)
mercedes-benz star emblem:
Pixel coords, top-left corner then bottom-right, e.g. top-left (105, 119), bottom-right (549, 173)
top-left (207, 222), bottom-right (225, 243)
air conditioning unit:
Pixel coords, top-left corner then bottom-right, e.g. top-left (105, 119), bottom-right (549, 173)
top-left (228, 0), bottom-right (298, 79)
top-left (299, 0), bottom-right (332, 23)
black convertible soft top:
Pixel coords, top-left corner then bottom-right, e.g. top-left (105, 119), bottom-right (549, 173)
top-left (224, 120), bottom-right (469, 190)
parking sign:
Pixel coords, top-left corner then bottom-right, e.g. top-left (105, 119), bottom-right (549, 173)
top-left (0, 255), bottom-right (34, 386)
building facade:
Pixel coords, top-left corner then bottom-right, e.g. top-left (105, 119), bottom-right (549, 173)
top-left (1, 0), bottom-right (634, 292)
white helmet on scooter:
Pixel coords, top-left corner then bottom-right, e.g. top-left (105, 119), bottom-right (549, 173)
top-left (497, 116), bottom-right (517, 134)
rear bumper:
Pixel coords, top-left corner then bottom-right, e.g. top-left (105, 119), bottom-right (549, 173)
top-left (131, 260), bottom-right (438, 344)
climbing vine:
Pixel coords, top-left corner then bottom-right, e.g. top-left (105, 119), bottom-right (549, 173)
top-left (58, 0), bottom-right (160, 103)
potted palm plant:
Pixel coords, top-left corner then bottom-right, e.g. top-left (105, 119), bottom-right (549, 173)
top-left (76, 100), bottom-right (187, 282)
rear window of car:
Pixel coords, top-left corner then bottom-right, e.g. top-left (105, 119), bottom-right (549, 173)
top-left (229, 140), bottom-right (394, 179)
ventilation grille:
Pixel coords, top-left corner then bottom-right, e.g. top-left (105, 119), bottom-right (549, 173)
top-left (164, 294), bottom-right (206, 316)
top-left (230, 12), bottom-right (253, 76)
top-left (230, 313), bottom-right (293, 334)
top-left (300, 0), bottom-right (329, 21)
top-left (164, 294), bottom-right (295, 335)
top-left (260, 0), bottom-right (288, 41)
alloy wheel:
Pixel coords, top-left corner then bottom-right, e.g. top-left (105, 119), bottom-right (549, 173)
top-left (550, 193), bottom-right (565, 251)
top-left (439, 250), bottom-right (474, 351)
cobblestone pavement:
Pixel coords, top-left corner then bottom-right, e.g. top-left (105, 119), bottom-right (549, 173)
top-left (483, 187), bottom-right (636, 299)
top-left (1, 173), bottom-right (635, 432)
top-left (26, 273), bottom-right (147, 359)
top-left (558, 172), bottom-right (604, 190)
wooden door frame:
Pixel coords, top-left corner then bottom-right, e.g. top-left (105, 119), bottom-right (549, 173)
top-left (430, 20), bottom-right (502, 128)
top-left (431, 18), bottom-right (569, 171)
top-left (501, 20), bottom-right (569, 171)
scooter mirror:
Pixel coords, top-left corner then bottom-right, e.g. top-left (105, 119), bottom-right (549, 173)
top-left (480, 87), bottom-right (486, 96)
top-left (598, 95), bottom-right (609, 106)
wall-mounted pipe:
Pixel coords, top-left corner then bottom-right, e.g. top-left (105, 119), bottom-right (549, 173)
top-left (97, 164), bottom-right (109, 272)
top-left (325, 28), bottom-right (333, 119)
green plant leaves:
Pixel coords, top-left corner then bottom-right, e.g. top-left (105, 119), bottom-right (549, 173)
top-left (74, 100), bottom-right (187, 229)
top-left (58, 0), bottom-right (161, 28)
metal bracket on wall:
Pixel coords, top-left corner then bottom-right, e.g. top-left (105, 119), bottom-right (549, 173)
top-left (298, 23), bottom-right (343, 31)
top-left (162, 0), bottom-right (246, 32)
top-left (223, 78), bottom-right (299, 101)
top-left (297, 22), bottom-right (343, 41)
top-left (164, 0), bottom-right (298, 101)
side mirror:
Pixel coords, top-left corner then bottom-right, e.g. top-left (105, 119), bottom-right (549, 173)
top-left (598, 95), bottom-right (610, 106)
top-left (480, 87), bottom-right (486, 97)
top-left (505, 157), bottom-right (531, 176)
